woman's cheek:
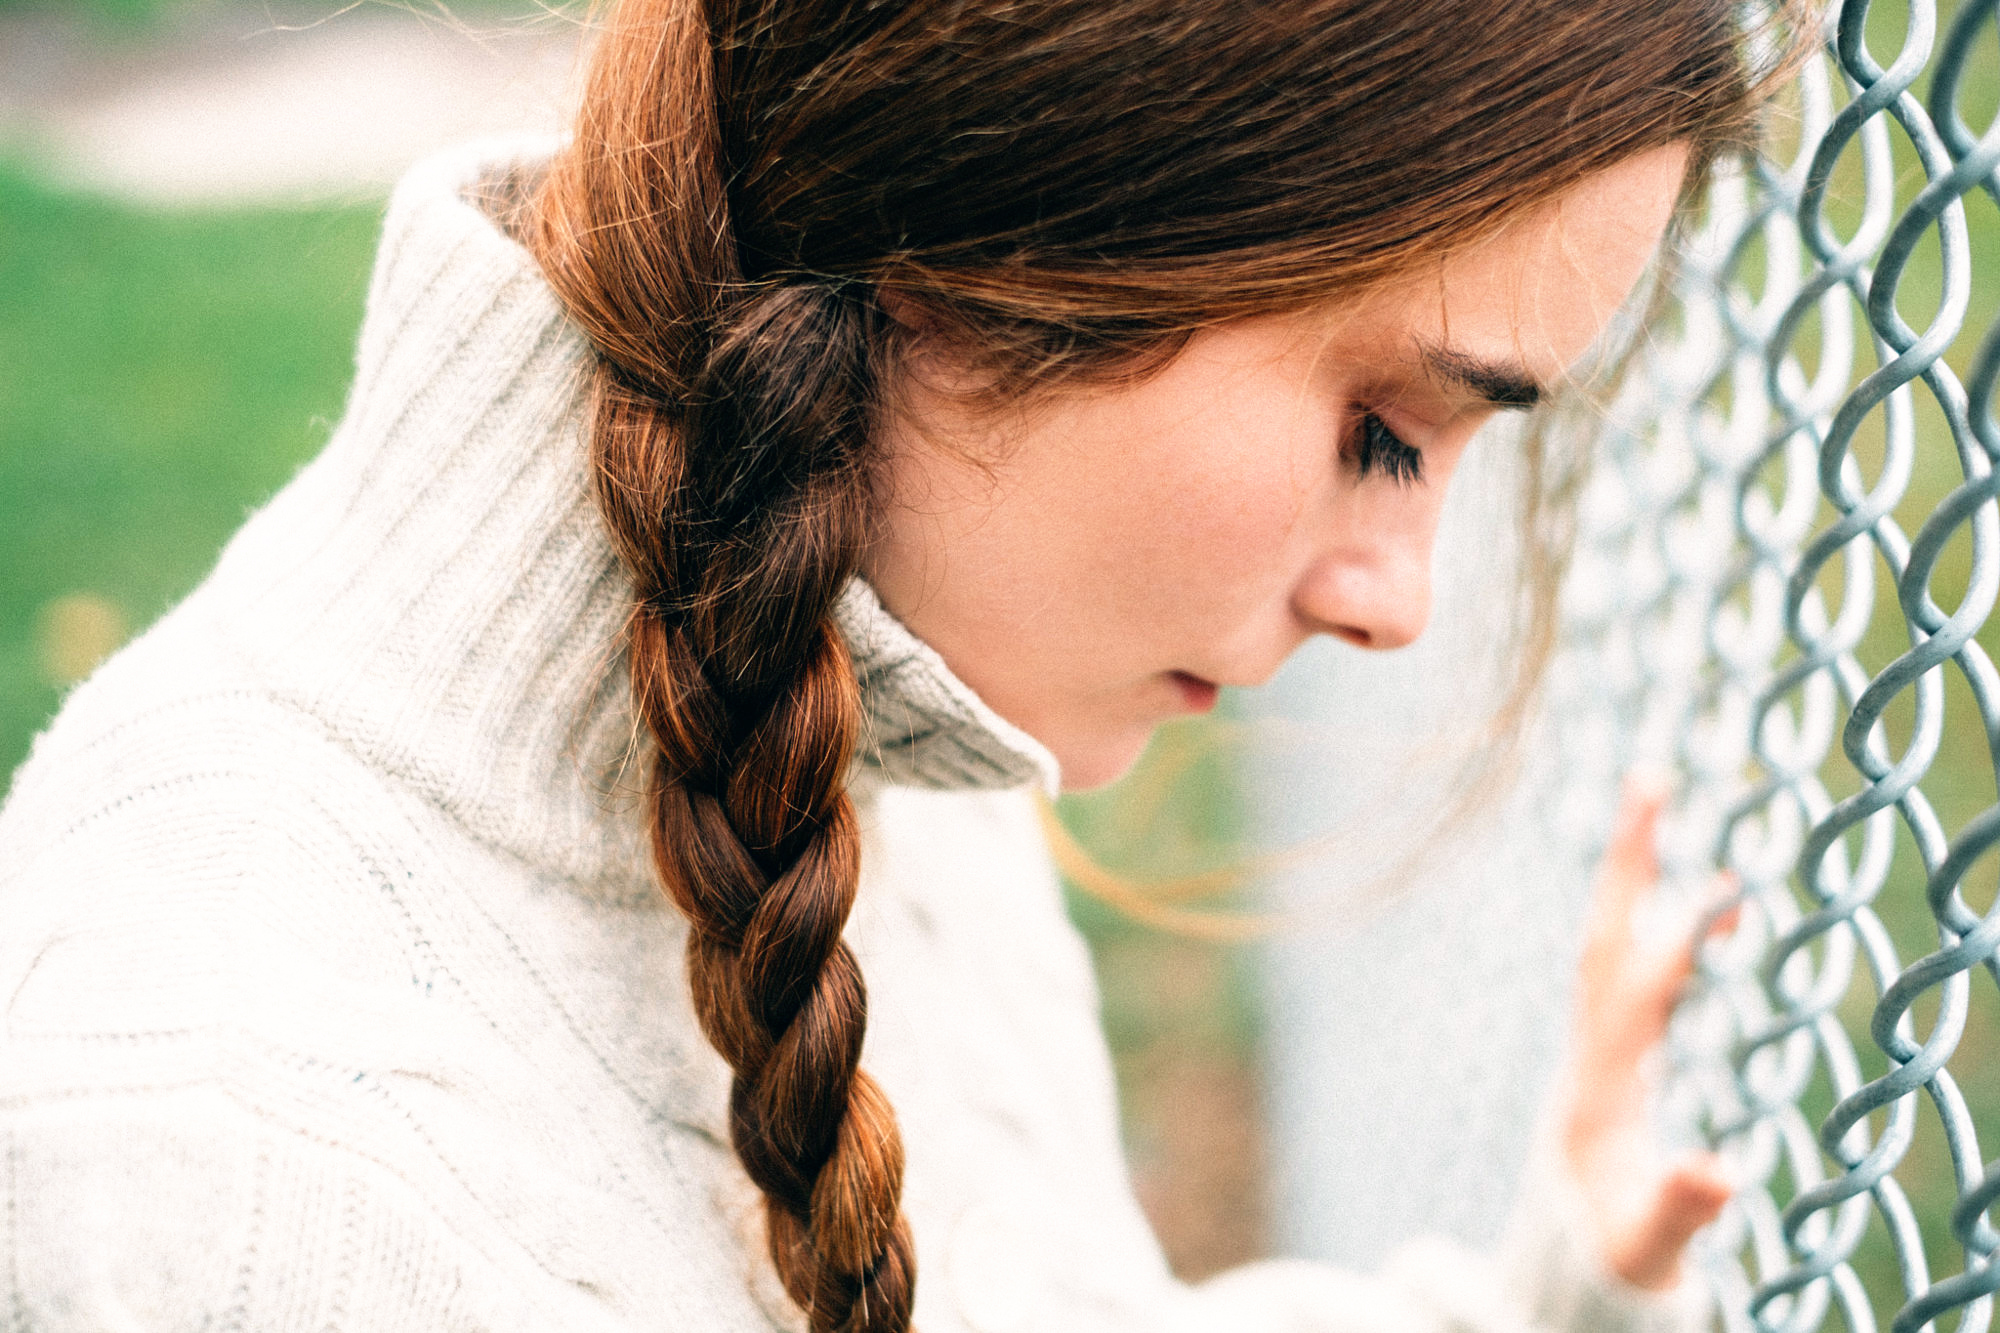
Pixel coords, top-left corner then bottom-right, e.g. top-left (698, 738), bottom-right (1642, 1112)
top-left (1157, 456), bottom-right (1322, 634)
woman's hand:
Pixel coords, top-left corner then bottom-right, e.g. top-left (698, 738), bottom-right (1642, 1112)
top-left (1563, 783), bottom-right (1734, 1291)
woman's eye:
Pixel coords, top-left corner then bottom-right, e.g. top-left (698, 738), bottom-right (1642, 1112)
top-left (1352, 412), bottom-right (1425, 486)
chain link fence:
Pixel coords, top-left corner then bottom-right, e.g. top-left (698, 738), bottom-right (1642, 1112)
top-left (1257, 2), bottom-right (2000, 1327)
top-left (1568, 1), bottom-right (2000, 1327)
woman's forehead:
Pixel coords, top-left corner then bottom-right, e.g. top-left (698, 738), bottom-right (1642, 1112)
top-left (1309, 145), bottom-right (1689, 397)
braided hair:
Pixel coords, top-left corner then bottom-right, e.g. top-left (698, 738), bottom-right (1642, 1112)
top-left (526, 0), bottom-right (1793, 1327)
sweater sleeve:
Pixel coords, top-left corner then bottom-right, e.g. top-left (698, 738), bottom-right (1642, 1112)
top-left (4, 1090), bottom-right (613, 1333)
top-left (1164, 1131), bottom-right (1709, 1333)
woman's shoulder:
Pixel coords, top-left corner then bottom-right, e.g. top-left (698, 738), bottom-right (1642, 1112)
top-left (0, 596), bottom-right (349, 873)
top-left (0, 610), bottom-right (522, 1088)
top-left (0, 614), bottom-right (791, 1331)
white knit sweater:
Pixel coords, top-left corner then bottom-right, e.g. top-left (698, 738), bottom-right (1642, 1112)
top-left (0, 140), bottom-right (1703, 1333)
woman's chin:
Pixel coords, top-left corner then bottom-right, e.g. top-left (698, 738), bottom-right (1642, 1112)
top-left (1051, 727), bottom-right (1158, 793)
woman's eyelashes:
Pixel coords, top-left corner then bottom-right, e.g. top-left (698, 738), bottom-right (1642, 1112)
top-left (1350, 411), bottom-right (1425, 486)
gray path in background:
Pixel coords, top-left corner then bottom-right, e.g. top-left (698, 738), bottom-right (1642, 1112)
top-left (0, 1), bottom-right (579, 204)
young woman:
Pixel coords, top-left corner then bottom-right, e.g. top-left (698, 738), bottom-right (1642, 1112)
top-left (0, 0), bottom-right (1797, 1328)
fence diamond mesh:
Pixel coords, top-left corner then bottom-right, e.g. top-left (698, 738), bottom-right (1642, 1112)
top-left (1572, 1), bottom-right (2000, 1328)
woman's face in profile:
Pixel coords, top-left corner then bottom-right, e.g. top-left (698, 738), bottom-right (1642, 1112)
top-left (865, 145), bottom-right (1689, 789)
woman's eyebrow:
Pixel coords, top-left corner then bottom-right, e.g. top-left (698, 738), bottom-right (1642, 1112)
top-left (1418, 341), bottom-right (1543, 409)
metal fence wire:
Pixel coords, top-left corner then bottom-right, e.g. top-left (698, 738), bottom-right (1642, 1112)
top-left (1568, 0), bottom-right (2000, 1328)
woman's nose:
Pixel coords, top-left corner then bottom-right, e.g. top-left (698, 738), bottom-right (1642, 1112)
top-left (1292, 539), bottom-right (1434, 651)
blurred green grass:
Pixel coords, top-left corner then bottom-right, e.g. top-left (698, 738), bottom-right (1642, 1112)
top-left (0, 165), bottom-right (380, 782)
top-left (0, 0), bottom-right (184, 30)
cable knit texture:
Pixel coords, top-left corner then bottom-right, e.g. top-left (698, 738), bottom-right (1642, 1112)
top-left (0, 139), bottom-right (1702, 1333)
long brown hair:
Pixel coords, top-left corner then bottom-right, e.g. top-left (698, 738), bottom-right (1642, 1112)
top-left (526, 2), bottom-right (1797, 1327)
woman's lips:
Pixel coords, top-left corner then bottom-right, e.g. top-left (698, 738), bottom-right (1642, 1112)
top-left (1168, 670), bottom-right (1221, 713)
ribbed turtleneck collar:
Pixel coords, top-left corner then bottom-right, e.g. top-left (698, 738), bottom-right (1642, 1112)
top-left (191, 137), bottom-right (1058, 892)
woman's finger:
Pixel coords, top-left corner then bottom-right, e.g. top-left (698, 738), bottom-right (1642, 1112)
top-left (1603, 1154), bottom-right (1733, 1290)
top-left (1584, 781), bottom-right (1670, 984)
top-left (1598, 779), bottom-right (1668, 912)
top-left (1625, 933), bottom-right (1697, 1049)
top-left (1596, 872), bottom-right (1736, 1063)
